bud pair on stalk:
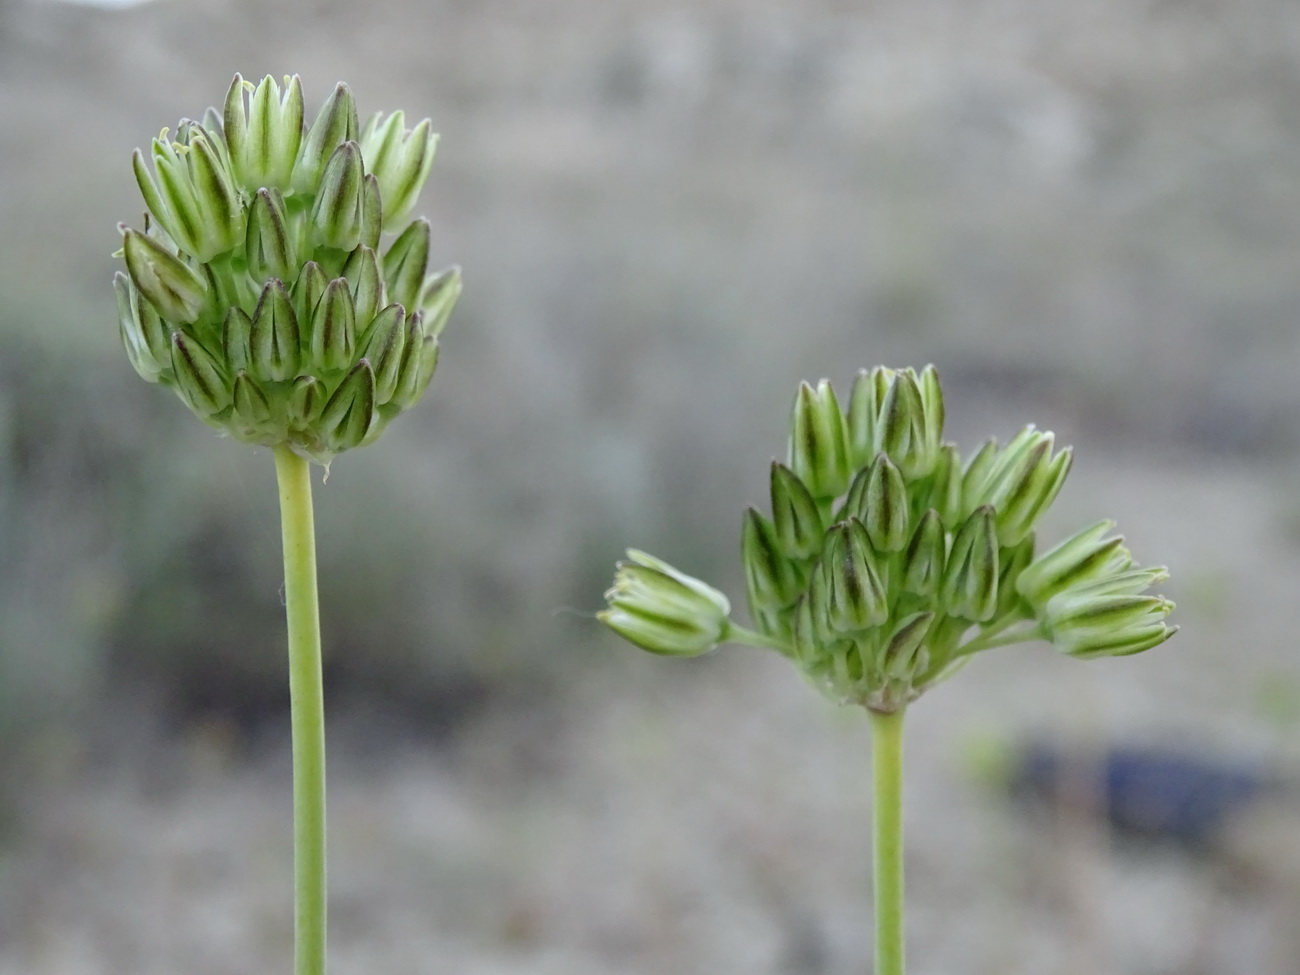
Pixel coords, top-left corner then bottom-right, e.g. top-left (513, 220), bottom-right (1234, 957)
top-left (115, 74), bottom-right (461, 463)
top-left (600, 367), bottom-right (1176, 713)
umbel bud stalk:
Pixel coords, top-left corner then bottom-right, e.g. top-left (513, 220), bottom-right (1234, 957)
top-left (599, 366), bottom-right (1176, 713)
top-left (116, 74), bottom-right (460, 464)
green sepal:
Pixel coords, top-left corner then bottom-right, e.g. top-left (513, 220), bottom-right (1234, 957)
top-left (309, 141), bottom-right (366, 252)
top-left (788, 379), bottom-right (851, 501)
top-left (170, 330), bottom-right (231, 417)
top-left (309, 278), bottom-right (357, 373)
top-left (770, 462), bottom-right (824, 561)
top-left (383, 218), bottom-right (431, 313)
top-left (121, 227), bottom-right (207, 325)
top-left (941, 505), bottom-right (999, 622)
top-left (249, 279), bottom-right (301, 382)
top-left (318, 359), bottom-right (375, 451)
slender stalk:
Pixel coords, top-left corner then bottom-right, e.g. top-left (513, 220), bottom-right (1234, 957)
top-left (273, 445), bottom-right (327, 975)
top-left (870, 705), bottom-right (906, 975)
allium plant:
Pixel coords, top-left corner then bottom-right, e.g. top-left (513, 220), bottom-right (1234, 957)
top-left (114, 75), bottom-right (460, 975)
top-left (600, 366), bottom-right (1176, 975)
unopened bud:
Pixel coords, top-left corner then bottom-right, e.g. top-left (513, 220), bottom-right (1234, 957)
top-left (941, 506), bottom-right (999, 622)
top-left (788, 379), bottom-right (850, 500)
top-left (599, 550), bottom-right (732, 657)
top-left (770, 462), bottom-right (824, 561)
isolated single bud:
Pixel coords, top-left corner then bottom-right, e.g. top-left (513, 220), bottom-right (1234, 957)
top-left (742, 507), bottom-right (804, 619)
top-left (121, 227), bottom-right (207, 324)
top-left (1042, 589), bottom-right (1176, 660)
top-left (245, 188), bottom-right (297, 283)
top-left (900, 508), bottom-right (945, 597)
top-left (599, 550), bottom-right (732, 657)
top-left (770, 462), bottom-right (825, 561)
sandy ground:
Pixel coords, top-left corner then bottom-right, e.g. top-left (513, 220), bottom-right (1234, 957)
top-left (5, 453), bottom-right (1300, 975)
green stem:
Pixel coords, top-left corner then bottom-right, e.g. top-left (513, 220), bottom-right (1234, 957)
top-left (725, 621), bottom-right (794, 654)
top-left (870, 706), bottom-right (906, 975)
top-left (274, 445), bottom-right (327, 975)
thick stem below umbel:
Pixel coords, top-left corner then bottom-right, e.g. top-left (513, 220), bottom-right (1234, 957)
top-left (274, 445), bottom-right (328, 975)
top-left (870, 706), bottom-right (906, 975)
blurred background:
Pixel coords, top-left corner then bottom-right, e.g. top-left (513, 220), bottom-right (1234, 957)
top-left (3, 0), bottom-right (1300, 971)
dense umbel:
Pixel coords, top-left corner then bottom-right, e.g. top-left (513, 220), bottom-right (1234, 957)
top-left (115, 74), bottom-right (460, 463)
top-left (600, 366), bottom-right (1176, 712)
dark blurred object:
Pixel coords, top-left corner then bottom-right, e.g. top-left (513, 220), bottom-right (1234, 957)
top-left (1009, 743), bottom-right (1277, 847)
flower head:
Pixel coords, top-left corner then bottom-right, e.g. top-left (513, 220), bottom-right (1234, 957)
top-left (116, 74), bottom-right (460, 464)
top-left (599, 366), bottom-right (1176, 712)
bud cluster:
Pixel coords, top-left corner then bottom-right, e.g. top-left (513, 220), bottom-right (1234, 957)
top-left (115, 74), bottom-right (460, 463)
top-left (599, 366), bottom-right (1176, 713)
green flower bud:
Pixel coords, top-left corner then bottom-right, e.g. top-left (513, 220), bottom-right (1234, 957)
top-left (383, 218), bottom-right (431, 313)
top-left (976, 428), bottom-right (1073, 546)
top-left (1015, 521), bottom-right (1130, 611)
top-left (245, 188), bottom-right (297, 283)
top-left (360, 304), bottom-right (407, 405)
top-left (788, 380), bottom-right (851, 500)
top-left (231, 370), bottom-right (274, 439)
top-left (599, 550), bottom-right (732, 657)
top-left (995, 533), bottom-right (1036, 620)
top-left (360, 111), bottom-right (439, 228)
top-left (342, 246), bottom-right (385, 326)
top-left (360, 174), bottom-right (383, 251)
top-left (121, 227), bottom-right (207, 325)
top-left (770, 462), bottom-right (824, 561)
top-left (288, 375), bottom-right (324, 427)
top-left (742, 507), bottom-right (804, 620)
top-left (878, 369), bottom-right (933, 479)
top-left (1042, 589), bottom-right (1176, 660)
top-left (115, 272), bottom-right (164, 383)
top-left (133, 127), bottom-right (243, 262)
top-left (900, 508), bottom-right (945, 597)
top-left (846, 366), bottom-right (890, 467)
top-left (170, 330), bottom-right (230, 417)
top-left (941, 506), bottom-right (999, 622)
top-left (222, 307), bottom-right (254, 375)
top-left (419, 266), bottom-right (462, 340)
top-left (249, 279), bottom-right (301, 383)
top-left (861, 453), bottom-right (910, 553)
top-left (317, 359), bottom-right (375, 452)
top-left (820, 519), bottom-right (890, 635)
top-left (292, 261), bottom-right (330, 326)
top-left (926, 443), bottom-right (964, 529)
top-left (308, 278), bottom-right (358, 372)
top-left (293, 81), bottom-right (359, 196)
top-left (917, 364), bottom-right (945, 464)
top-left (224, 73), bottom-right (304, 190)
top-left (883, 611), bottom-right (933, 681)
top-left (309, 142), bottom-right (366, 251)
